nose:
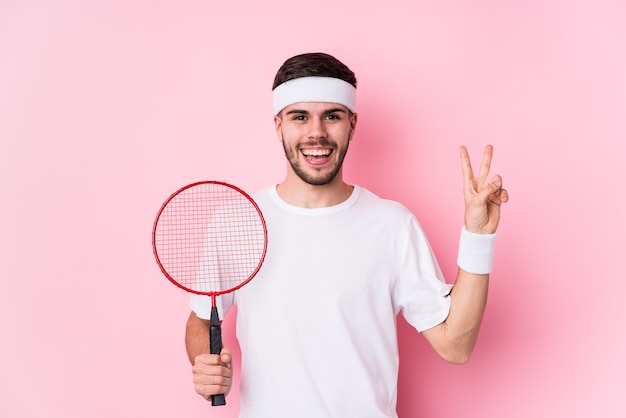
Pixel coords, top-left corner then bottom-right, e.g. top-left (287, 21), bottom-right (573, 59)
top-left (307, 117), bottom-right (327, 140)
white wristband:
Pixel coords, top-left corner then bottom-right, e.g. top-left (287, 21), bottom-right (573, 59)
top-left (457, 226), bottom-right (497, 274)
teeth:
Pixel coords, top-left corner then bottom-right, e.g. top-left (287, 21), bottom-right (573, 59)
top-left (303, 149), bottom-right (331, 156)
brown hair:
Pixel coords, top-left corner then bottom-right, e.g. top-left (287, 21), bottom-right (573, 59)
top-left (272, 52), bottom-right (357, 90)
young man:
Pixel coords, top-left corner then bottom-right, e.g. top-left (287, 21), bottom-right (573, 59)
top-left (185, 52), bottom-right (508, 417)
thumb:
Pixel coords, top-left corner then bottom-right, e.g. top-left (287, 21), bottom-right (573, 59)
top-left (220, 347), bottom-right (232, 365)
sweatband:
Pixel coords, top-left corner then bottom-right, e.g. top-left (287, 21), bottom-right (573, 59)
top-left (272, 76), bottom-right (357, 115)
top-left (457, 226), bottom-right (497, 275)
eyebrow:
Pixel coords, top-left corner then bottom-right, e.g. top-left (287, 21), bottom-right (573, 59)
top-left (284, 107), bottom-right (347, 116)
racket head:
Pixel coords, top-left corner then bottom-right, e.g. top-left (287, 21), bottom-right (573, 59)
top-left (152, 181), bottom-right (267, 296)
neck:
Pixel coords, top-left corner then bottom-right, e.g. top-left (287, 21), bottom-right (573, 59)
top-left (276, 171), bottom-right (354, 208)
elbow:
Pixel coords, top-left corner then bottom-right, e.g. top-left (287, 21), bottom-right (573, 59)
top-left (437, 344), bottom-right (475, 365)
top-left (424, 321), bottom-right (481, 365)
top-left (443, 351), bottom-right (472, 365)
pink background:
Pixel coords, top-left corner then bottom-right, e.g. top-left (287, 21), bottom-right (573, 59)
top-left (1, 1), bottom-right (625, 417)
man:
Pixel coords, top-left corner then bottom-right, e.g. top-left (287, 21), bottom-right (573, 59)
top-left (185, 52), bottom-right (508, 417)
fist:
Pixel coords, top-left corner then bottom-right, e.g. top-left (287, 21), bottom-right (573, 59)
top-left (191, 348), bottom-right (233, 400)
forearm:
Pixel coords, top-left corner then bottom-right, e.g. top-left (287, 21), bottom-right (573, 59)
top-left (422, 269), bottom-right (488, 364)
top-left (443, 270), bottom-right (489, 359)
top-left (185, 311), bottom-right (211, 364)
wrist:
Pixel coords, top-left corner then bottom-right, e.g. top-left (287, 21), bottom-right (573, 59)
top-left (457, 226), bottom-right (497, 275)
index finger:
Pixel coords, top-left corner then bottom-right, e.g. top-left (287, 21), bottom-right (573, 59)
top-left (194, 353), bottom-right (221, 366)
top-left (459, 145), bottom-right (475, 183)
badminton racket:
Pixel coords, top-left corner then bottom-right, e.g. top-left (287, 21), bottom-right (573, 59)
top-left (152, 181), bottom-right (267, 406)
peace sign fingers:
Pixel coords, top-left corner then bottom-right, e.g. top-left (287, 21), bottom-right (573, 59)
top-left (459, 145), bottom-right (508, 234)
top-left (460, 144), bottom-right (494, 194)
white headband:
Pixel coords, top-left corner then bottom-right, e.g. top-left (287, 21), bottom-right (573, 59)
top-left (272, 76), bottom-right (357, 115)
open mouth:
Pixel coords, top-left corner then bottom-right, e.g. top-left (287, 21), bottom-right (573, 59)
top-left (301, 147), bottom-right (333, 165)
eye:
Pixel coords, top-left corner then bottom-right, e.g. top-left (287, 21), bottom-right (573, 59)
top-left (325, 113), bottom-right (340, 120)
top-left (292, 114), bottom-right (306, 121)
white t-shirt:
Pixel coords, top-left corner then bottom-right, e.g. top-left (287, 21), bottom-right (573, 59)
top-left (190, 185), bottom-right (452, 417)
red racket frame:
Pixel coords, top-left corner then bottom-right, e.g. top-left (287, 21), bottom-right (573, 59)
top-left (152, 180), bottom-right (268, 303)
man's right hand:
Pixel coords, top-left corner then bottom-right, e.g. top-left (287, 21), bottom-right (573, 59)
top-left (191, 348), bottom-right (233, 400)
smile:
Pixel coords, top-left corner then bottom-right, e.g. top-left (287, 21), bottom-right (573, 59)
top-left (300, 147), bottom-right (333, 165)
top-left (302, 148), bottom-right (332, 157)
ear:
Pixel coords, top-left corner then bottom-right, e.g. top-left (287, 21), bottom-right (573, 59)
top-left (274, 114), bottom-right (283, 140)
top-left (348, 112), bottom-right (358, 140)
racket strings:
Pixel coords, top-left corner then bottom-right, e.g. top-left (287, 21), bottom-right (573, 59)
top-left (154, 183), bottom-right (266, 293)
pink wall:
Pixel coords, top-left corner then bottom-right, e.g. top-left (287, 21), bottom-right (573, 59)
top-left (1, 1), bottom-right (624, 417)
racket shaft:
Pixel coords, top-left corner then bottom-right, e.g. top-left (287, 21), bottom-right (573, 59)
top-left (210, 306), bottom-right (226, 406)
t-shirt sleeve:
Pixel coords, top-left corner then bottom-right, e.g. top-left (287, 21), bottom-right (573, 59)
top-left (395, 216), bottom-right (453, 332)
top-left (189, 292), bottom-right (234, 321)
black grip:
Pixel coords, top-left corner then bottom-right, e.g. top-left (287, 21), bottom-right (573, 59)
top-left (209, 306), bottom-right (226, 406)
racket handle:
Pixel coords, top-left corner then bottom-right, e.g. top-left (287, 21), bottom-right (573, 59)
top-left (209, 306), bottom-right (226, 407)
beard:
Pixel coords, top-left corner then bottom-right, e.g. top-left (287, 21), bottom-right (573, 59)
top-left (281, 137), bottom-right (350, 186)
